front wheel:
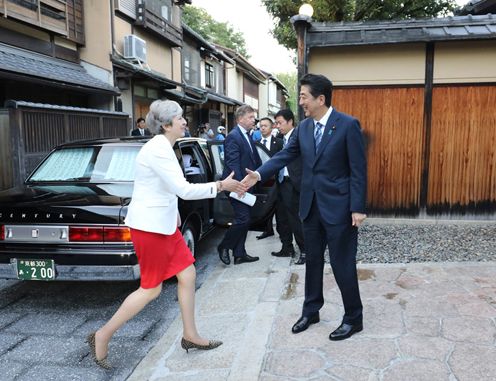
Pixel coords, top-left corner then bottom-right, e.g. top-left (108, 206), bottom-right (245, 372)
top-left (181, 221), bottom-right (198, 257)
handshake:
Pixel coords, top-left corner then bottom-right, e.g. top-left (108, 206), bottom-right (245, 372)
top-left (218, 169), bottom-right (260, 198)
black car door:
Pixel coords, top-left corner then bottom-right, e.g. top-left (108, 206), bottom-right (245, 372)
top-left (207, 141), bottom-right (277, 231)
top-left (176, 141), bottom-right (212, 235)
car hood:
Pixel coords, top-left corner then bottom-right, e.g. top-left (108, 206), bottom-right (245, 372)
top-left (0, 183), bottom-right (133, 224)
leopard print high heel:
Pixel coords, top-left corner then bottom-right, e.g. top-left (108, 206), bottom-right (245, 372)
top-left (86, 332), bottom-right (112, 370)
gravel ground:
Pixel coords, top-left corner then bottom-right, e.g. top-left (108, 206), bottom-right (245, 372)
top-left (356, 223), bottom-right (496, 263)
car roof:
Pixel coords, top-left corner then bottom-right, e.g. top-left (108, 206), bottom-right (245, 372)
top-left (54, 136), bottom-right (207, 149)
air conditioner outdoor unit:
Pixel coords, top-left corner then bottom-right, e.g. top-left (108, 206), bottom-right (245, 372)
top-left (123, 35), bottom-right (147, 63)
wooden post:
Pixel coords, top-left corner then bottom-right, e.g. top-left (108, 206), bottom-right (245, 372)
top-left (290, 15), bottom-right (312, 123)
top-left (420, 42), bottom-right (435, 213)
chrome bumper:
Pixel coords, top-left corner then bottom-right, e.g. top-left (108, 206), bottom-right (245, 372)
top-left (0, 262), bottom-right (140, 281)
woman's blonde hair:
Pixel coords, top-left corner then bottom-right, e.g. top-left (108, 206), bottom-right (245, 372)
top-left (145, 100), bottom-right (183, 134)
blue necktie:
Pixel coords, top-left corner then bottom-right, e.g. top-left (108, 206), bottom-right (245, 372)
top-left (314, 122), bottom-right (324, 153)
top-left (245, 131), bottom-right (253, 152)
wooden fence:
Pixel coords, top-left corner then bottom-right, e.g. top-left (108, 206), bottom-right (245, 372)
top-left (429, 85), bottom-right (496, 214)
top-left (333, 84), bottom-right (496, 216)
top-left (0, 102), bottom-right (130, 190)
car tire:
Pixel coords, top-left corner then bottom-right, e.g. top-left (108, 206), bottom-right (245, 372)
top-left (181, 221), bottom-right (198, 257)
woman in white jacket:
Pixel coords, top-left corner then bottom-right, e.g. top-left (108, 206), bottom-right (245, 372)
top-left (87, 100), bottom-right (245, 369)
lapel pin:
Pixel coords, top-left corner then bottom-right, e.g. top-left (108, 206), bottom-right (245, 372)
top-left (329, 126), bottom-right (336, 135)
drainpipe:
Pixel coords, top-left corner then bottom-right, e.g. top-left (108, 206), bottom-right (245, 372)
top-left (109, 0), bottom-right (118, 112)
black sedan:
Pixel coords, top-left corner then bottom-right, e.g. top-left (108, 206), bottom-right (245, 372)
top-left (0, 137), bottom-right (276, 282)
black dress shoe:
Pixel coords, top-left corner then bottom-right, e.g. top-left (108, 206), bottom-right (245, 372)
top-left (294, 253), bottom-right (306, 265)
top-left (217, 245), bottom-right (230, 265)
top-left (256, 231), bottom-right (274, 240)
top-left (329, 322), bottom-right (363, 341)
top-left (291, 313), bottom-right (320, 334)
top-left (234, 254), bottom-right (260, 265)
top-left (271, 248), bottom-right (295, 257)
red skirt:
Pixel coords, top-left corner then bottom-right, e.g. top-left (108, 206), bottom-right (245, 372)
top-left (130, 227), bottom-right (195, 289)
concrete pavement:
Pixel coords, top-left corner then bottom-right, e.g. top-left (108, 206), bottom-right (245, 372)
top-left (128, 231), bottom-right (496, 381)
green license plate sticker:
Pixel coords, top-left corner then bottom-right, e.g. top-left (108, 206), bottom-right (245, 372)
top-left (15, 259), bottom-right (55, 281)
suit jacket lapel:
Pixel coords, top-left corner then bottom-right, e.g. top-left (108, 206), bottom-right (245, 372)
top-left (314, 110), bottom-right (339, 163)
top-left (237, 126), bottom-right (257, 162)
top-left (270, 139), bottom-right (277, 155)
top-left (302, 119), bottom-right (316, 161)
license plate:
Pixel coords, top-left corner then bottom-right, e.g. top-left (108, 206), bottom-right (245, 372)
top-left (14, 259), bottom-right (56, 281)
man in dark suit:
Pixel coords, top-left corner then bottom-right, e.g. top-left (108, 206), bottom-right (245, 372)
top-left (272, 109), bottom-right (306, 264)
top-left (217, 105), bottom-right (262, 265)
top-left (242, 74), bottom-right (367, 341)
top-left (256, 117), bottom-right (283, 240)
top-left (131, 117), bottom-right (151, 136)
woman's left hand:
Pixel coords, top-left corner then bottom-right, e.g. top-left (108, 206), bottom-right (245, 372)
top-left (221, 172), bottom-right (247, 196)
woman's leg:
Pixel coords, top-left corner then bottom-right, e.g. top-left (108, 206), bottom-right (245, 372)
top-left (176, 264), bottom-right (209, 345)
top-left (94, 284), bottom-right (162, 360)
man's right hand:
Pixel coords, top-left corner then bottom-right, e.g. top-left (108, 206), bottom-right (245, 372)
top-left (241, 169), bottom-right (259, 188)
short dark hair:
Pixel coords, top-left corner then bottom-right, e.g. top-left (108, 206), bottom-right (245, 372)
top-left (300, 74), bottom-right (333, 107)
top-left (259, 117), bottom-right (273, 125)
top-left (274, 109), bottom-right (294, 124)
top-left (136, 117), bottom-right (145, 124)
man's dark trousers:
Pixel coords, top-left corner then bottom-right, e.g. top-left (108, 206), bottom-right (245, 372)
top-left (277, 177), bottom-right (304, 252)
top-left (220, 125), bottom-right (262, 258)
top-left (219, 199), bottom-right (251, 258)
top-left (302, 199), bottom-right (362, 325)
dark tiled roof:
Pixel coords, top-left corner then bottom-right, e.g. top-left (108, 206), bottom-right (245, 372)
top-left (206, 91), bottom-right (242, 106)
top-left (111, 55), bottom-right (181, 89)
top-left (0, 43), bottom-right (119, 94)
top-left (456, 0), bottom-right (496, 15)
top-left (215, 44), bottom-right (267, 83)
top-left (306, 14), bottom-right (496, 47)
top-left (181, 23), bottom-right (234, 64)
top-left (5, 100), bottom-right (128, 115)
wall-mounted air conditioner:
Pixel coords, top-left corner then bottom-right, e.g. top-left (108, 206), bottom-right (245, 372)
top-left (123, 35), bottom-right (147, 63)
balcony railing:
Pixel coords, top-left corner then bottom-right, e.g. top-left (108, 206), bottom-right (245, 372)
top-left (135, 1), bottom-right (182, 47)
top-left (0, 0), bottom-right (69, 36)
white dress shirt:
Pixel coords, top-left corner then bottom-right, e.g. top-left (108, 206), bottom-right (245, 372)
top-left (282, 128), bottom-right (295, 177)
top-left (239, 125), bottom-right (253, 151)
top-left (314, 106), bottom-right (333, 128)
top-left (261, 135), bottom-right (272, 150)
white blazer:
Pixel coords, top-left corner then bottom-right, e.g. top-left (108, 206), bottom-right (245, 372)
top-left (125, 135), bottom-right (218, 235)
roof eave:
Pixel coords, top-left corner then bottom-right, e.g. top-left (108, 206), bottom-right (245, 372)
top-left (306, 15), bottom-right (496, 47)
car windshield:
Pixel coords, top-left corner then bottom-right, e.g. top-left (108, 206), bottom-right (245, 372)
top-left (27, 145), bottom-right (141, 183)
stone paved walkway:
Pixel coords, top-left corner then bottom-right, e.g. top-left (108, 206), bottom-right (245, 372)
top-left (128, 232), bottom-right (496, 381)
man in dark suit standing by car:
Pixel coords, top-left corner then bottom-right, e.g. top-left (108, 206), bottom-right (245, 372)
top-left (217, 105), bottom-right (262, 265)
top-left (256, 117), bottom-right (284, 240)
top-left (242, 73), bottom-right (367, 341)
top-left (272, 109), bottom-right (306, 264)
top-left (131, 117), bottom-right (151, 136)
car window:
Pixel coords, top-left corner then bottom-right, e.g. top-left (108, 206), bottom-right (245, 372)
top-left (29, 148), bottom-right (94, 181)
top-left (179, 144), bottom-right (206, 176)
top-left (198, 140), bottom-right (212, 168)
top-left (256, 144), bottom-right (271, 164)
top-left (207, 142), bottom-right (270, 177)
top-left (210, 144), bottom-right (224, 177)
top-left (28, 145), bottom-right (141, 183)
